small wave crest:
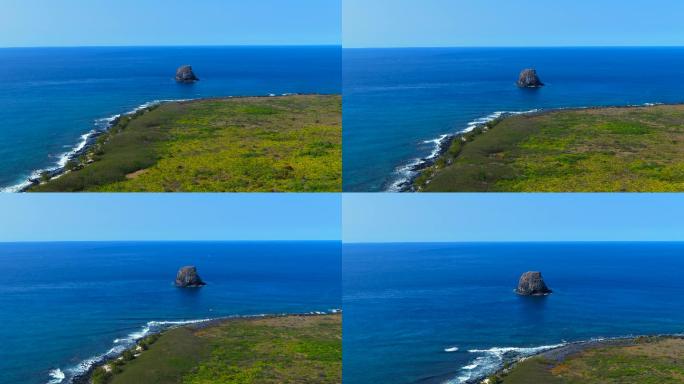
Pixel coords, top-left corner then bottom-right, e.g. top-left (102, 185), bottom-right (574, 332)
top-left (385, 101), bottom-right (666, 192)
top-left (50, 309), bottom-right (337, 384)
top-left (52, 317), bottom-right (211, 384)
top-left (2, 98), bottom-right (190, 193)
top-left (444, 343), bottom-right (565, 384)
top-left (47, 368), bottom-right (65, 384)
top-left (385, 109), bottom-right (539, 192)
top-left (444, 346), bottom-right (459, 352)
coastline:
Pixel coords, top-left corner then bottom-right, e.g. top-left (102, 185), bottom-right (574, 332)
top-left (385, 108), bottom-right (544, 192)
top-left (4, 99), bottom-right (186, 193)
top-left (400, 102), bottom-right (671, 193)
top-left (386, 110), bottom-right (541, 192)
top-left (61, 309), bottom-right (341, 384)
top-left (452, 334), bottom-right (684, 384)
top-left (4, 93), bottom-right (321, 193)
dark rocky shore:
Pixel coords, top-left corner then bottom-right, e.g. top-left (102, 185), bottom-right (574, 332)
top-left (390, 133), bottom-right (459, 192)
top-left (22, 130), bottom-right (106, 190)
top-left (410, 334), bottom-right (684, 384)
top-left (70, 310), bottom-right (340, 384)
top-left (474, 335), bottom-right (684, 384)
top-left (20, 93), bottom-right (318, 193)
top-left (393, 111), bottom-right (527, 192)
top-left (20, 108), bottom-right (144, 192)
top-left (409, 102), bottom-right (681, 193)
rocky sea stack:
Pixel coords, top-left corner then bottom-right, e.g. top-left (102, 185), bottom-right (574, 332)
top-left (516, 271), bottom-right (552, 296)
top-left (175, 266), bottom-right (206, 287)
top-left (517, 68), bottom-right (544, 88)
top-left (175, 65), bottom-right (199, 83)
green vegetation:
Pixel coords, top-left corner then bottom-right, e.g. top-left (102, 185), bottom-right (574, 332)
top-left (91, 314), bottom-right (341, 384)
top-left (492, 337), bottom-right (684, 384)
top-left (416, 105), bottom-right (684, 192)
top-left (30, 95), bottom-right (341, 192)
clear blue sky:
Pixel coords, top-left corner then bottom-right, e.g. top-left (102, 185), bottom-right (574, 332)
top-left (344, 0), bottom-right (684, 48)
top-left (343, 194), bottom-right (684, 243)
top-left (0, 194), bottom-right (340, 242)
top-left (0, 0), bottom-right (341, 47)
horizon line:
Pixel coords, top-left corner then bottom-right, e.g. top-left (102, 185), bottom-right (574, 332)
top-left (0, 43), bottom-right (342, 49)
top-left (343, 240), bottom-right (684, 244)
top-left (0, 239), bottom-right (341, 244)
top-left (343, 45), bottom-right (684, 49)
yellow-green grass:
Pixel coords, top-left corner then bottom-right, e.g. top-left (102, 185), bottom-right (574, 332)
top-left (30, 95), bottom-right (341, 192)
top-left (92, 314), bottom-right (341, 384)
top-left (418, 105), bottom-right (684, 192)
top-left (493, 337), bottom-right (684, 384)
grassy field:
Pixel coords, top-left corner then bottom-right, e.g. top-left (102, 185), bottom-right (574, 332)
top-left (417, 105), bottom-right (684, 192)
top-left (30, 95), bottom-right (341, 192)
top-left (491, 337), bottom-right (684, 384)
top-left (91, 314), bottom-right (341, 384)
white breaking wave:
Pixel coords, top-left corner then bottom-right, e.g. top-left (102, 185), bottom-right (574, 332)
top-left (47, 368), bottom-right (65, 384)
top-left (1, 93), bottom-right (309, 193)
top-left (112, 318), bottom-right (212, 344)
top-left (1, 98), bottom-right (191, 193)
top-left (51, 317), bottom-right (211, 384)
top-left (49, 309), bottom-right (338, 384)
top-left (444, 346), bottom-right (459, 352)
top-left (386, 109), bottom-right (539, 192)
top-left (444, 343), bottom-right (566, 384)
top-left (386, 101), bottom-right (666, 192)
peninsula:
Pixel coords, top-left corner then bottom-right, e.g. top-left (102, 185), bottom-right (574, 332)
top-left (28, 94), bottom-right (341, 192)
top-left (82, 313), bottom-right (341, 384)
top-left (485, 336), bottom-right (684, 384)
top-left (415, 104), bottom-right (684, 192)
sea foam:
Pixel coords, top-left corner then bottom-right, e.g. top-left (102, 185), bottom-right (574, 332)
top-left (47, 368), bottom-right (65, 384)
top-left (386, 109), bottom-right (539, 192)
top-left (52, 317), bottom-right (211, 384)
top-left (386, 101), bottom-right (665, 193)
top-left (444, 343), bottom-right (565, 384)
top-left (51, 309), bottom-right (338, 384)
top-left (2, 99), bottom-right (190, 193)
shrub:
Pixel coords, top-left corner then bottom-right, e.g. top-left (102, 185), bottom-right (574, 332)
top-left (39, 171), bottom-right (51, 183)
top-left (447, 140), bottom-right (463, 157)
top-left (91, 367), bottom-right (112, 384)
top-left (65, 160), bottom-right (80, 171)
top-left (121, 349), bottom-right (135, 361)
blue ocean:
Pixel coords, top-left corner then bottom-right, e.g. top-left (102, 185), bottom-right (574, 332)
top-left (343, 48), bottom-right (684, 191)
top-left (0, 241), bottom-right (341, 384)
top-left (343, 242), bottom-right (684, 384)
top-left (0, 46), bottom-right (341, 191)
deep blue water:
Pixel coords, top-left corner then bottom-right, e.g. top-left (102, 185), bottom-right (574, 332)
top-left (0, 241), bottom-right (341, 384)
top-left (343, 242), bottom-right (684, 384)
top-left (0, 46), bottom-right (341, 191)
top-left (343, 48), bottom-right (684, 191)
